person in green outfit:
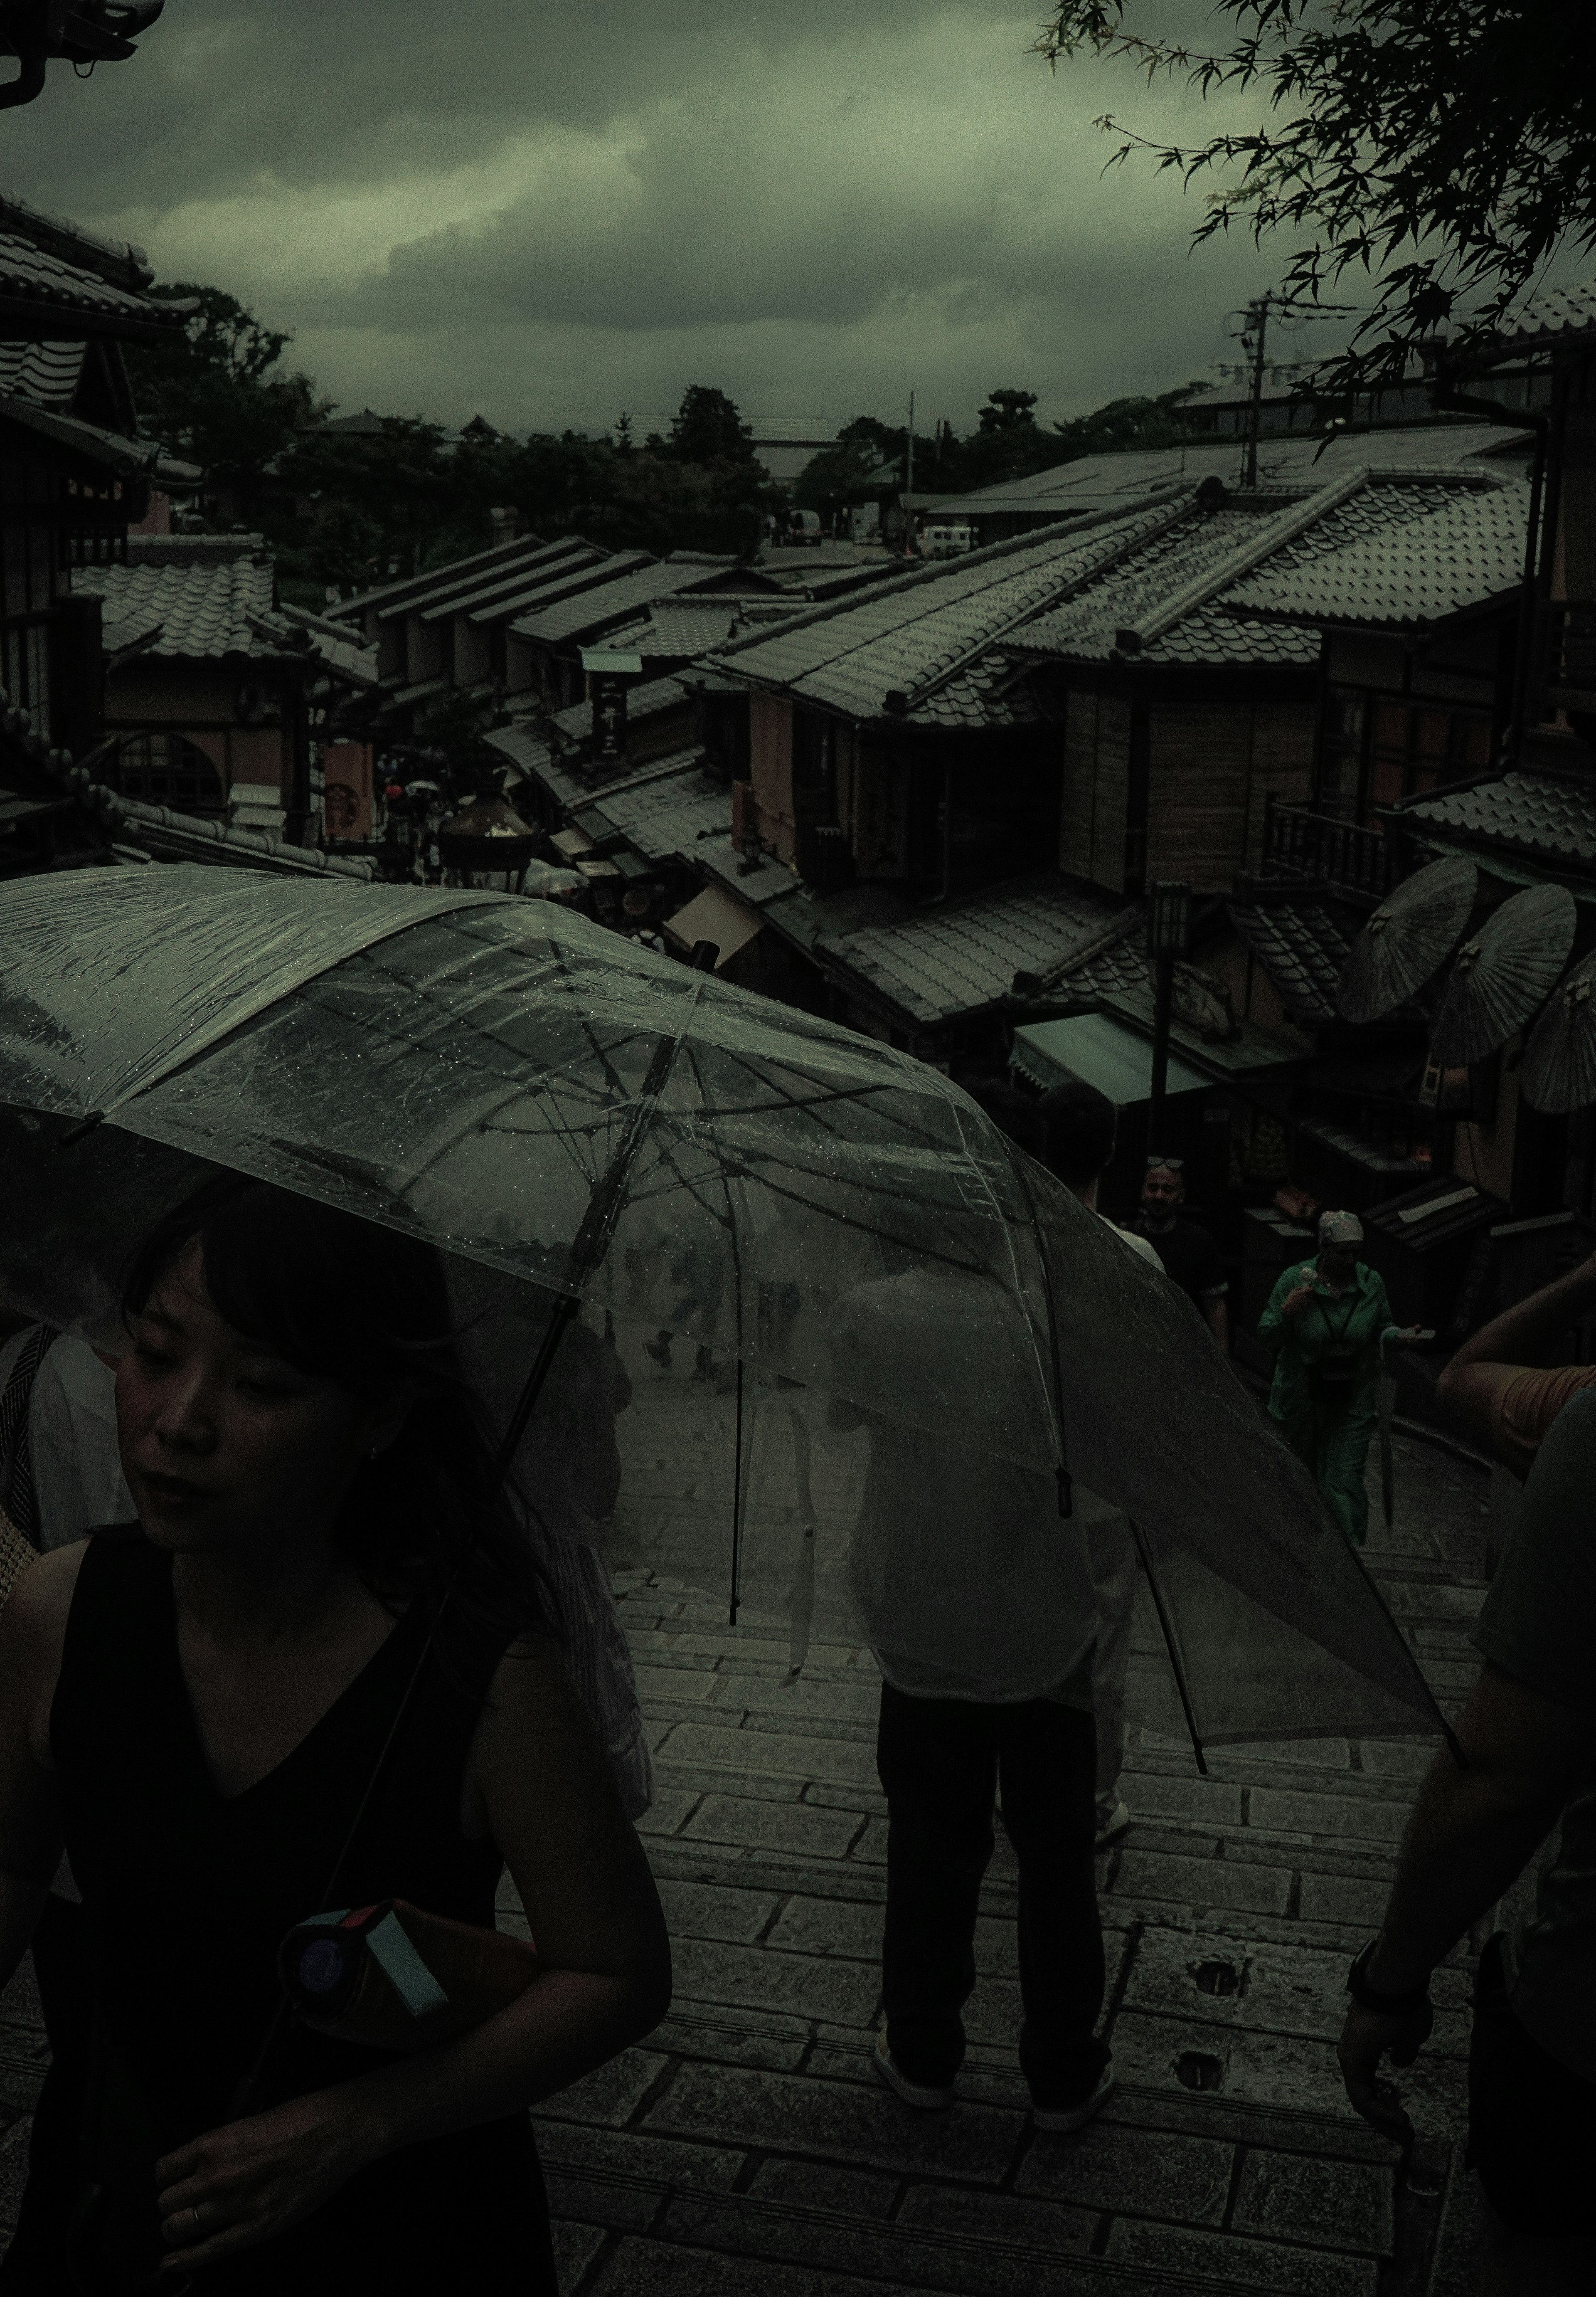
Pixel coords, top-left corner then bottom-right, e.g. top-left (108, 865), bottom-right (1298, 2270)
top-left (1259, 1209), bottom-right (1410, 1547)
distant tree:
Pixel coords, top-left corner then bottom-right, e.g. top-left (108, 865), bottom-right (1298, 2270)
top-left (668, 385), bottom-right (755, 465)
top-left (614, 410), bottom-right (635, 454)
top-left (1034, 0), bottom-right (1596, 390)
top-left (123, 282), bottom-right (321, 492)
top-left (794, 436), bottom-right (897, 519)
top-left (1049, 382), bottom-right (1206, 459)
top-left (308, 498), bottom-right (384, 594)
top-left (278, 415), bottom-right (455, 567)
top-left (978, 389), bottom-right (1040, 432)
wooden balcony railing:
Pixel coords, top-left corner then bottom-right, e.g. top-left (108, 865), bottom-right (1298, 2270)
top-left (1261, 799), bottom-right (1396, 902)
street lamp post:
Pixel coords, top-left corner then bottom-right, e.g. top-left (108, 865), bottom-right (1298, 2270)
top-left (1146, 880), bottom-right (1192, 1162)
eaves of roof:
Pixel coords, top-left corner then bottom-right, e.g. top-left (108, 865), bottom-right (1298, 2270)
top-left (0, 227), bottom-right (191, 345)
top-left (468, 550), bottom-right (653, 629)
top-left (418, 539), bottom-right (606, 624)
top-left (512, 562), bottom-right (734, 646)
top-left (0, 392), bottom-right (154, 477)
top-left (334, 531), bottom-right (566, 620)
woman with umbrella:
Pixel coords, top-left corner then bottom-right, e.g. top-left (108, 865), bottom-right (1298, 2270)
top-left (1259, 1209), bottom-right (1408, 1549)
top-left (0, 1175), bottom-right (670, 2290)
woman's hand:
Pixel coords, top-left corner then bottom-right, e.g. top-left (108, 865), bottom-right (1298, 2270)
top-left (156, 2090), bottom-right (372, 2272)
top-left (1281, 1268), bottom-right (1320, 1317)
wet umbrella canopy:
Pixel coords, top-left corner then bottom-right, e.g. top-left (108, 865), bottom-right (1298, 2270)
top-left (1428, 883), bottom-right (1576, 1068)
top-left (0, 868), bottom-right (1446, 1757)
top-left (1337, 855), bottom-right (1478, 1026)
top-left (1522, 948), bottom-right (1596, 1114)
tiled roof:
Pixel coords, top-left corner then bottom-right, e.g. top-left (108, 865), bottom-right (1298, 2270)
top-left (1399, 770), bottom-right (1596, 872)
top-left (335, 531), bottom-right (571, 620)
top-left (1017, 477), bottom-right (1507, 667)
top-left (1227, 896), bottom-right (1357, 1025)
top-left (1484, 278), bottom-right (1596, 355)
top-left (1224, 483), bottom-right (1528, 627)
top-left (818, 878), bottom-right (1132, 1024)
top-left (706, 508), bottom-right (1174, 719)
top-left (276, 603), bottom-right (382, 686)
top-left (72, 558), bottom-right (303, 664)
top-left (0, 338), bottom-right (83, 407)
top-left (638, 602), bottom-right (752, 655)
top-left (514, 562), bottom-right (752, 645)
top-left (549, 676), bottom-right (688, 743)
top-left (0, 393), bottom-right (158, 477)
top-left (910, 653), bottom-right (1057, 729)
top-left (426, 540), bottom-right (609, 624)
top-left (916, 422), bottom-right (1529, 517)
top-left (0, 228), bottom-right (184, 340)
top-left (585, 750), bottom-right (728, 862)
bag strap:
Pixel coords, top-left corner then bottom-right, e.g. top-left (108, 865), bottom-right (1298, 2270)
top-left (0, 1324), bottom-right (59, 1550)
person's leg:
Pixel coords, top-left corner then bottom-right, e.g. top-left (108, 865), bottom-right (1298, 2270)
top-left (995, 1699), bottom-right (1108, 2110)
top-left (1319, 1400), bottom-right (1375, 1547)
top-left (1083, 1515), bottom-right (1137, 1836)
top-left (1465, 1934), bottom-right (1596, 2292)
top-left (876, 1682), bottom-right (996, 2088)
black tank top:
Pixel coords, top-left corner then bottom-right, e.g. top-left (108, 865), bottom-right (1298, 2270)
top-left (3, 1533), bottom-right (555, 2295)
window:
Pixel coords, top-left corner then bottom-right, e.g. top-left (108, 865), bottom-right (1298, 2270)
top-left (1319, 687), bottom-right (1493, 822)
top-left (100, 734), bottom-right (226, 816)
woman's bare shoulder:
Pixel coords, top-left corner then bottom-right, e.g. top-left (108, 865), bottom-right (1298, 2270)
top-left (0, 1540), bottom-right (90, 1659)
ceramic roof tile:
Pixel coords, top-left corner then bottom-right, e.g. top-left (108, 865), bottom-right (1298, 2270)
top-left (514, 562), bottom-right (742, 644)
top-left (818, 878), bottom-right (1130, 1024)
top-left (589, 752), bottom-right (728, 861)
top-left (1227, 897), bottom-right (1357, 1025)
top-left (0, 229), bottom-right (182, 334)
top-left (706, 509), bottom-right (1169, 718)
top-left (1224, 484), bottom-right (1529, 627)
top-left (1018, 478), bottom-right (1511, 666)
top-left (0, 338), bottom-right (84, 408)
top-left (1487, 278), bottom-right (1596, 354)
top-left (549, 676), bottom-right (688, 742)
top-left (918, 422), bottom-right (1529, 516)
top-left (1400, 771), bottom-right (1596, 870)
top-left (71, 558), bottom-right (300, 662)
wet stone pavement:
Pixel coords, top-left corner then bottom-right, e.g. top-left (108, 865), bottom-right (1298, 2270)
top-left (0, 1429), bottom-right (1502, 2293)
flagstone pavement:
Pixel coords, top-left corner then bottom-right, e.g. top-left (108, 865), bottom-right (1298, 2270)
top-left (0, 1428), bottom-right (1504, 2293)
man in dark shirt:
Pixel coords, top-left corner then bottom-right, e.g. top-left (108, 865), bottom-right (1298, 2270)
top-left (1132, 1162), bottom-right (1228, 1350)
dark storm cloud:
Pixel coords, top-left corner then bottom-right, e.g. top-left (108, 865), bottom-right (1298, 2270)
top-left (1, 0), bottom-right (1279, 430)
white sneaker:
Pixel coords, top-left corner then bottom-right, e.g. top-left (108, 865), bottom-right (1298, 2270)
top-left (873, 2030), bottom-right (954, 2111)
top-left (1095, 1799), bottom-right (1131, 1848)
top-left (1032, 2058), bottom-right (1116, 2134)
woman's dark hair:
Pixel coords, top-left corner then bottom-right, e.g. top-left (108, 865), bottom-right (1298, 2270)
top-left (121, 1174), bottom-right (553, 1647)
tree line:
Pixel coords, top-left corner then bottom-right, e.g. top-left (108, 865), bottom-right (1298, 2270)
top-left (122, 282), bottom-right (1203, 594)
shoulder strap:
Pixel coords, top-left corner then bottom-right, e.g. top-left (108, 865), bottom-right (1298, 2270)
top-left (0, 1324), bottom-right (59, 1550)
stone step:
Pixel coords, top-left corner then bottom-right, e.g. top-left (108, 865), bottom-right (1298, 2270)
top-left (545, 2127), bottom-right (1389, 2297)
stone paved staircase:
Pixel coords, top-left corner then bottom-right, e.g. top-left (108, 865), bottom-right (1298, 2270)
top-left (0, 1431), bottom-right (1495, 2291)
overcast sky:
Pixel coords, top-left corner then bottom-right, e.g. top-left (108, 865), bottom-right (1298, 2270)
top-left (5, 1), bottom-right (1333, 436)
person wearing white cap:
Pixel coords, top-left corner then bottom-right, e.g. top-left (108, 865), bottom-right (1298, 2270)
top-left (1257, 1210), bottom-right (1401, 1547)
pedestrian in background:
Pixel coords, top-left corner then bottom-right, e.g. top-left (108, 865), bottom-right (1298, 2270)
top-left (1132, 1162), bottom-right (1229, 1350)
top-left (1032, 1083), bottom-right (1162, 1848)
top-left (1259, 1210), bottom-right (1396, 1548)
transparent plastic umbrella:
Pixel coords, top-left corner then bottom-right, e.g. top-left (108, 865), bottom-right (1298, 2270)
top-left (0, 867), bottom-right (1448, 1757)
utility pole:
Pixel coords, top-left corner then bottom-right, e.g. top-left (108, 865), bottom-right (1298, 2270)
top-left (904, 390), bottom-right (915, 555)
top-left (1241, 294), bottom-right (1271, 489)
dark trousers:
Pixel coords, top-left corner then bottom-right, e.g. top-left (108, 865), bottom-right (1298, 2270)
top-left (876, 1683), bottom-right (1108, 2107)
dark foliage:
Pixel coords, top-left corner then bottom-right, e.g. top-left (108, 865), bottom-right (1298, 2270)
top-left (1035, 0), bottom-right (1596, 389)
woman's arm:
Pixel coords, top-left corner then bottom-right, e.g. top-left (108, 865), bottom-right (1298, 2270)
top-left (0, 1547), bottom-right (79, 1992)
top-left (156, 1636), bottom-right (671, 2272)
top-left (1258, 1264), bottom-right (1314, 1351)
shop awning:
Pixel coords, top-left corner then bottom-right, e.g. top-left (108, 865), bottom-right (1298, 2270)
top-left (663, 883), bottom-right (764, 969)
top-left (1011, 1013), bottom-right (1209, 1105)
